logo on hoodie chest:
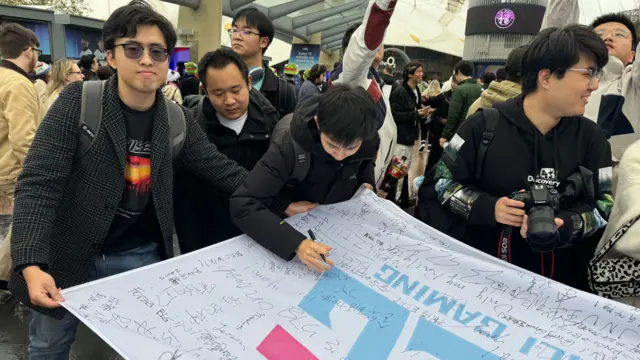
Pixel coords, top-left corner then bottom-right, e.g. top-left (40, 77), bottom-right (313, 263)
top-left (527, 168), bottom-right (560, 188)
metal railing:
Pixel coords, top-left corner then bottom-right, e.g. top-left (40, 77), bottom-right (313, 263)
top-left (463, 33), bottom-right (536, 62)
top-left (468, 0), bottom-right (548, 8)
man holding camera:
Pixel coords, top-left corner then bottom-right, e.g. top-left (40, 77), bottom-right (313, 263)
top-left (424, 25), bottom-right (614, 290)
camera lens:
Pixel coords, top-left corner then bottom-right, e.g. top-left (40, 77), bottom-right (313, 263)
top-left (526, 206), bottom-right (559, 252)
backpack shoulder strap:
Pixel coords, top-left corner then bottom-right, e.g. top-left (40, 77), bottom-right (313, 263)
top-left (165, 98), bottom-right (186, 161)
top-left (75, 80), bottom-right (106, 162)
top-left (271, 114), bottom-right (310, 184)
top-left (475, 107), bottom-right (499, 180)
top-left (277, 78), bottom-right (289, 116)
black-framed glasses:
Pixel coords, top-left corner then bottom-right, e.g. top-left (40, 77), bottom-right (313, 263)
top-left (560, 68), bottom-right (604, 86)
top-left (24, 47), bottom-right (42, 56)
top-left (228, 29), bottom-right (261, 38)
top-left (114, 43), bottom-right (169, 62)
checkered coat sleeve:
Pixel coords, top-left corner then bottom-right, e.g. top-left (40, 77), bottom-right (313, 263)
top-left (9, 77), bottom-right (247, 319)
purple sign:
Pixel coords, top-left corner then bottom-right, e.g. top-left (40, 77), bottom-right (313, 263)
top-left (495, 8), bottom-right (515, 29)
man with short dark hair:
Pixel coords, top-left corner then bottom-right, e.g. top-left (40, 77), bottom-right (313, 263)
top-left (230, 8), bottom-right (296, 117)
top-left (174, 48), bottom-right (281, 253)
top-left (0, 22), bottom-right (44, 292)
top-left (390, 61), bottom-right (427, 201)
top-left (9, 2), bottom-right (249, 357)
top-left (79, 36), bottom-right (91, 57)
top-left (438, 60), bottom-right (482, 147)
top-left (418, 24), bottom-right (614, 291)
top-left (587, 12), bottom-right (640, 159)
top-left (466, 46), bottom-right (527, 118)
top-left (298, 63), bottom-right (327, 104)
top-left (231, 85), bottom-right (380, 273)
top-left (480, 71), bottom-right (496, 90)
top-left (496, 68), bottom-right (507, 82)
top-left (79, 54), bottom-right (99, 81)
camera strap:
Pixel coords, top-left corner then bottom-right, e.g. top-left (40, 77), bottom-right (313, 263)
top-left (498, 226), bottom-right (512, 262)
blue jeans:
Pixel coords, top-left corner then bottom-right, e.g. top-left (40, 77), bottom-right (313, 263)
top-left (28, 242), bottom-right (161, 360)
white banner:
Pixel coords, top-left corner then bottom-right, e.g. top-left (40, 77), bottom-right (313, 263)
top-left (60, 189), bottom-right (640, 360)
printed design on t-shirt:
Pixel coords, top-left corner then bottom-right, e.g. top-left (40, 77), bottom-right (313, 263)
top-left (527, 167), bottom-right (560, 188)
top-left (124, 139), bottom-right (152, 194)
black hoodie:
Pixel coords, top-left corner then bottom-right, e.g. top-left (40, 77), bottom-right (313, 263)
top-left (230, 95), bottom-right (379, 261)
top-left (430, 96), bottom-right (613, 290)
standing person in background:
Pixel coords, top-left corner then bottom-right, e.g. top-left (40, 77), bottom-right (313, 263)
top-left (162, 69), bottom-right (183, 104)
top-left (179, 61), bottom-right (200, 97)
top-left (297, 64), bottom-right (327, 105)
top-left (175, 48), bottom-right (281, 253)
top-left (94, 39), bottom-right (106, 65)
top-left (480, 71), bottom-right (496, 90)
top-left (79, 37), bottom-right (92, 57)
top-left (418, 80), bottom-right (440, 153)
top-left (0, 23), bottom-right (44, 291)
top-left (45, 59), bottom-right (84, 111)
top-left (79, 54), bottom-right (99, 81)
top-left (33, 61), bottom-right (50, 107)
top-left (381, 64), bottom-right (396, 89)
top-left (437, 60), bottom-right (482, 148)
top-left (390, 61), bottom-right (428, 202)
top-left (496, 68), bottom-right (507, 82)
top-left (96, 65), bottom-right (114, 80)
top-left (422, 79), bottom-right (456, 175)
top-left (466, 46), bottom-right (527, 118)
top-left (230, 8), bottom-right (297, 117)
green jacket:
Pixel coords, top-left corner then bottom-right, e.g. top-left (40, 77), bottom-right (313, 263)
top-left (442, 78), bottom-right (483, 140)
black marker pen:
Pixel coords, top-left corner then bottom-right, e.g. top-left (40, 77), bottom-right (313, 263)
top-left (307, 229), bottom-right (327, 262)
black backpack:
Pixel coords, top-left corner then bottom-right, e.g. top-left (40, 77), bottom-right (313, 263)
top-left (276, 78), bottom-right (292, 117)
top-left (270, 114), bottom-right (310, 185)
top-left (75, 81), bottom-right (186, 162)
top-left (415, 108), bottom-right (500, 239)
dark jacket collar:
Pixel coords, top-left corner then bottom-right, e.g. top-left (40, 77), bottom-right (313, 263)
top-left (203, 88), bottom-right (277, 134)
top-left (459, 78), bottom-right (478, 86)
top-left (402, 81), bottom-right (418, 103)
top-left (0, 60), bottom-right (35, 83)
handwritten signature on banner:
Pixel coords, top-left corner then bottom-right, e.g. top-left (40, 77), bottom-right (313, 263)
top-left (60, 190), bottom-right (640, 360)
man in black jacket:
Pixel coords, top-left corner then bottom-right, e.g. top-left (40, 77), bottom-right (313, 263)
top-left (9, 2), bottom-right (249, 357)
top-left (418, 25), bottom-right (614, 291)
top-left (230, 8), bottom-right (297, 118)
top-left (79, 54), bottom-right (99, 81)
top-left (390, 61), bottom-right (429, 201)
top-left (231, 85), bottom-right (379, 273)
top-left (174, 48), bottom-right (280, 253)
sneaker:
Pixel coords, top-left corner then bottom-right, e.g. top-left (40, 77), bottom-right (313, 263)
top-left (419, 141), bottom-right (426, 153)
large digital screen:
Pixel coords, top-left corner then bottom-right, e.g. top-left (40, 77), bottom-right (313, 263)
top-left (465, 3), bottom-right (546, 35)
top-left (0, 18), bottom-right (51, 56)
top-left (64, 26), bottom-right (105, 63)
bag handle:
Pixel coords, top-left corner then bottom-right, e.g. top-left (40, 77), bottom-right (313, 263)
top-left (591, 214), bottom-right (640, 264)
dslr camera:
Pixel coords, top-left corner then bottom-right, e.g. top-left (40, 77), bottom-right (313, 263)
top-left (509, 171), bottom-right (587, 252)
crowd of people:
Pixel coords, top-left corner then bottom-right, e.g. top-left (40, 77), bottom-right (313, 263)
top-left (0, 0), bottom-right (639, 357)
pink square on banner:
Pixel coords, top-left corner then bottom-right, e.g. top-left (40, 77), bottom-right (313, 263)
top-left (257, 325), bottom-right (319, 360)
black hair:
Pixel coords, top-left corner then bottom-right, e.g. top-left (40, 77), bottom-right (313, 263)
top-left (482, 71), bottom-right (496, 84)
top-left (333, 61), bottom-right (340, 70)
top-left (521, 24), bottom-right (608, 96)
top-left (307, 64), bottom-right (328, 82)
top-left (384, 65), bottom-right (393, 74)
top-left (97, 65), bottom-right (114, 80)
top-left (80, 54), bottom-right (96, 71)
top-left (317, 84), bottom-right (377, 146)
top-left (402, 61), bottom-right (423, 82)
top-left (591, 13), bottom-right (638, 50)
top-left (103, 0), bottom-right (177, 55)
top-left (198, 47), bottom-right (250, 89)
top-left (342, 23), bottom-right (361, 51)
top-left (454, 60), bottom-right (474, 77)
top-left (232, 8), bottom-right (274, 54)
top-left (496, 68), bottom-right (507, 82)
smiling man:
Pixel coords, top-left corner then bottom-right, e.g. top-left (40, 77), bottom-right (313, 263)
top-left (230, 8), bottom-right (296, 117)
top-left (586, 13), bottom-right (640, 160)
top-left (9, 1), bottom-right (249, 358)
top-left (419, 24), bottom-right (613, 291)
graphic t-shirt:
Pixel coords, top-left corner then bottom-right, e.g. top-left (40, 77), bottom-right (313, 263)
top-left (102, 102), bottom-right (162, 254)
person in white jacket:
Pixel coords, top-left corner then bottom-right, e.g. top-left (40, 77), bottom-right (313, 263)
top-left (543, 0), bottom-right (639, 160)
top-left (330, 0), bottom-right (399, 188)
top-left (592, 140), bottom-right (640, 307)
